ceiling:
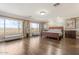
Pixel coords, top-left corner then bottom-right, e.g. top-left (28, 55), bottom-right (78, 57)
top-left (0, 3), bottom-right (79, 22)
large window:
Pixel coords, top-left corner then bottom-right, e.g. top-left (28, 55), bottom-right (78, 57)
top-left (30, 23), bottom-right (40, 36)
top-left (5, 19), bottom-right (19, 36)
top-left (0, 17), bottom-right (23, 40)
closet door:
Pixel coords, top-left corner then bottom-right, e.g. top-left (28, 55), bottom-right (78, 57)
top-left (0, 17), bottom-right (4, 41)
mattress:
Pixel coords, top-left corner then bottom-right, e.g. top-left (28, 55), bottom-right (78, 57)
top-left (43, 29), bottom-right (62, 36)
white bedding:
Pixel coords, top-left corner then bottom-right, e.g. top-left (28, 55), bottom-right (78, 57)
top-left (44, 29), bottom-right (62, 36)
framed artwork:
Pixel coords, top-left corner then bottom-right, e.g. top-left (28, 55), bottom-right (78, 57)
top-left (65, 18), bottom-right (76, 29)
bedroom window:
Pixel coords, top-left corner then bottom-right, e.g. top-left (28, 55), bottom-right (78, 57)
top-left (5, 19), bottom-right (19, 36)
top-left (30, 23), bottom-right (40, 36)
top-left (0, 17), bottom-right (23, 40)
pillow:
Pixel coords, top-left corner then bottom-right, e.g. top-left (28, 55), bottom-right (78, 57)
top-left (49, 29), bottom-right (62, 33)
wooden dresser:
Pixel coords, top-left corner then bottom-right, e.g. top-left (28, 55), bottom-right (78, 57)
top-left (65, 30), bottom-right (76, 39)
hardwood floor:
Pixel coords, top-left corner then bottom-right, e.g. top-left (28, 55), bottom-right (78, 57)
top-left (0, 37), bottom-right (79, 55)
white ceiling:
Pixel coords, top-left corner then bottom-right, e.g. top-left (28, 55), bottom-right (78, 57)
top-left (0, 3), bottom-right (79, 22)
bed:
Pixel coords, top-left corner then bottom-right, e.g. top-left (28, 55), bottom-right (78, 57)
top-left (42, 27), bottom-right (63, 40)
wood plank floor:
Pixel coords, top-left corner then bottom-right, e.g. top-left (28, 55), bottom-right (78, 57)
top-left (0, 36), bottom-right (79, 55)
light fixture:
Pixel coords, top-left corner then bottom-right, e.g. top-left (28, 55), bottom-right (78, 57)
top-left (40, 11), bottom-right (46, 15)
top-left (53, 3), bottom-right (60, 7)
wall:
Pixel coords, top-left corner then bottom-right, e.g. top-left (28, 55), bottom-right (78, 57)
top-left (46, 17), bottom-right (65, 28)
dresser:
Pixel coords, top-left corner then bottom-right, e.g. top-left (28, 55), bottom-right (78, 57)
top-left (65, 30), bottom-right (76, 39)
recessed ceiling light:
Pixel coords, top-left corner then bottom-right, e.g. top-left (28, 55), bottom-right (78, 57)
top-left (40, 11), bottom-right (46, 15)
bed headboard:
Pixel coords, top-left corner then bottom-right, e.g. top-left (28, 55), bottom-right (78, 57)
top-left (49, 27), bottom-right (63, 30)
top-left (49, 27), bottom-right (63, 37)
top-left (49, 27), bottom-right (63, 34)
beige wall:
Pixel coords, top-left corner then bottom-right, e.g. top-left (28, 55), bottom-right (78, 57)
top-left (44, 17), bottom-right (65, 29)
